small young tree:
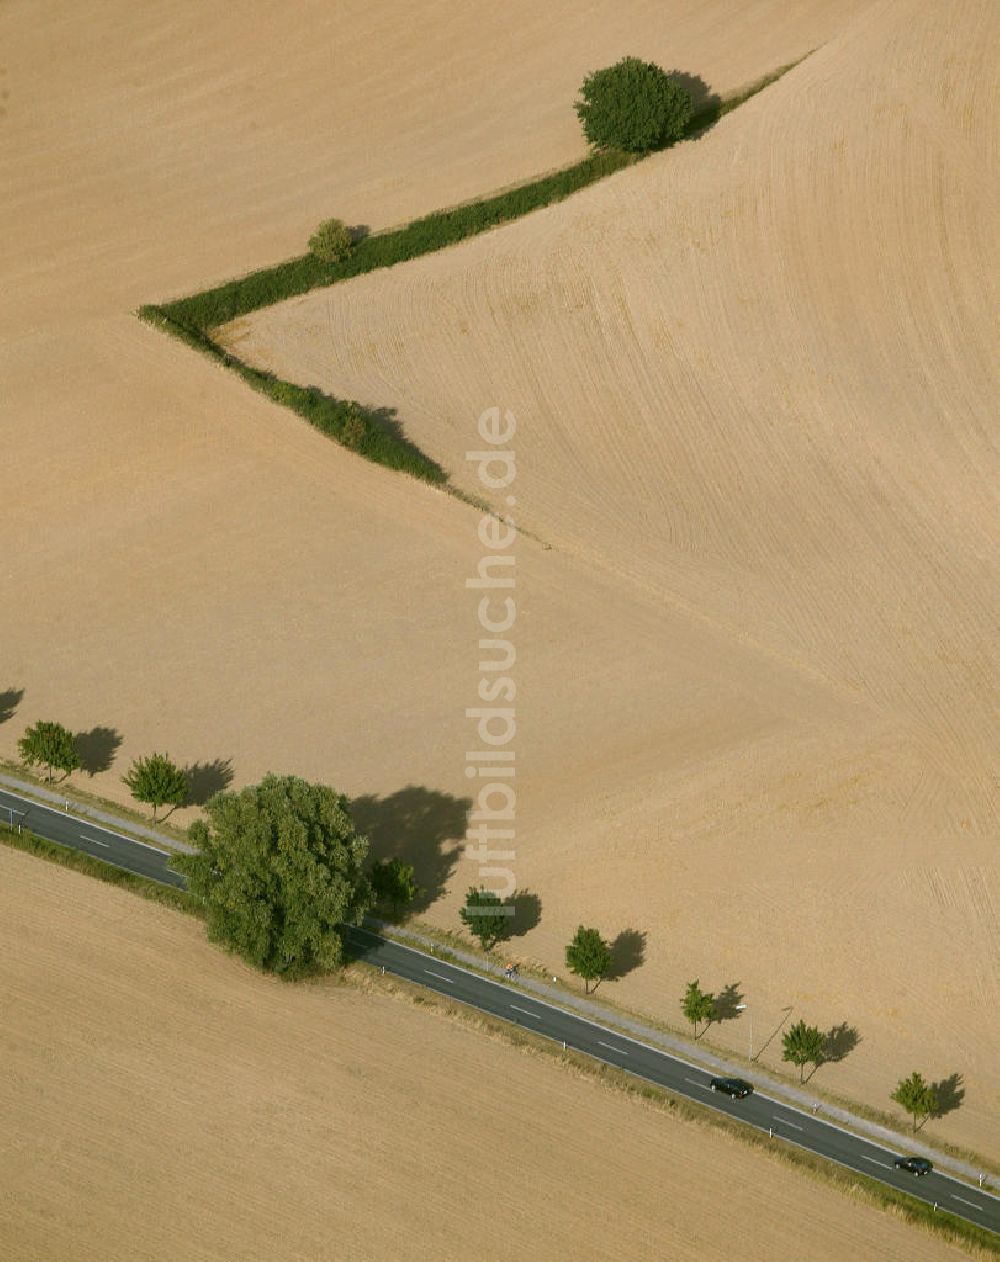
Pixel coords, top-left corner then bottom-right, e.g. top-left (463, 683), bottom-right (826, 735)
top-left (18, 720), bottom-right (80, 782)
top-left (565, 925), bottom-right (613, 993)
top-left (308, 217), bottom-right (353, 263)
top-left (123, 752), bottom-right (188, 822)
top-left (370, 857), bottom-right (420, 918)
top-left (891, 1071), bottom-right (940, 1132)
top-left (460, 887), bottom-right (509, 951)
top-left (174, 774), bottom-right (372, 976)
top-left (782, 1020), bottom-right (826, 1082)
top-left (681, 979), bottom-right (715, 1038)
top-left (575, 57), bottom-right (693, 154)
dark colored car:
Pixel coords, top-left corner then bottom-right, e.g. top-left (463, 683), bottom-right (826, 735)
top-left (709, 1076), bottom-right (754, 1099)
top-left (894, 1156), bottom-right (933, 1176)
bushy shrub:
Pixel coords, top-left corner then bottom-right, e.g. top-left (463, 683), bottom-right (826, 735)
top-left (576, 57), bottom-right (693, 153)
top-left (308, 217), bottom-right (353, 263)
top-left (340, 405), bottom-right (367, 450)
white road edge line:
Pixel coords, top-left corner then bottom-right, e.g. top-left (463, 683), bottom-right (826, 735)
top-left (774, 1117), bottom-right (803, 1131)
top-left (424, 970), bottom-right (454, 984)
top-left (952, 1195), bottom-right (982, 1212)
top-left (510, 1005), bottom-right (541, 1020)
top-left (860, 1156), bottom-right (890, 1169)
top-left (351, 929), bottom-right (999, 1210)
top-left (597, 1041), bottom-right (628, 1055)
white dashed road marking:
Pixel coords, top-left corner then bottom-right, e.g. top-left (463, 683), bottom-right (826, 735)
top-left (424, 970), bottom-right (454, 984)
top-left (597, 1041), bottom-right (628, 1056)
top-left (951, 1196), bottom-right (981, 1212)
top-left (510, 1005), bottom-right (541, 1020)
top-left (82, 834), bottom-right (109, 847)
top-left (860, 1156), bottom-right (891, 1169)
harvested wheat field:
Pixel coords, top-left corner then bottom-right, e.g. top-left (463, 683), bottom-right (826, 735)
top-left (0, 0), bottom-right (870, 819)
top-left (222, 0), bottom-right (1000, 1156)
top-left (0, 847), bottom-right (979, 1261)
top-left (0, 0), bottom-right (994, 1224)
top-left (0, 2), bottom-right (897, 1096)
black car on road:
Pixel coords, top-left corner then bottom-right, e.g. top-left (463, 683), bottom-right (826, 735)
top-left (709, 1076), bottom-right (754, 1099)
top-left (894, 1156), bottom-right (933, 1176)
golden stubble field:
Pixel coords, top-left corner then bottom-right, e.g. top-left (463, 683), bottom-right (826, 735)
top-left (0, 848), bottom-right (980, 1261)
top-left (220, 0), bottom-right (1000, 1155)
top-left (0, 0), bottom-right (993, 1196)
top-left (0, 0), bottom-right (873, 831)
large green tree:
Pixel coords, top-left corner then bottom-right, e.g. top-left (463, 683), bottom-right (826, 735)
top-left (565, 925), bottom-right (613, 994)
top-left (174, 775), bottom-right (372, 976)
top-left (18, 720), bottom-right (80, 782)
top-left (123, 752), bottom-right (187, 822)
top-left (782, 1020), bottom-right (826, 1082)
top-left (891, 1071), bottom-right (940, 1132)
top-left (460, 886), bottom-right (509, 951)
top-left (575, 57), bottom-right (693, 154)
top-left (681, 979), bottom-right (715, 1039)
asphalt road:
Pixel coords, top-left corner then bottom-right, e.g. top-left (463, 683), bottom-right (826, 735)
top-left (3, 783), bottom-right (997, 1238)
top-left (0, 786), bottom-right (185, 888)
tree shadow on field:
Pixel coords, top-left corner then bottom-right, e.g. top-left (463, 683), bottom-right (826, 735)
top-left (300, 385), bottom-right (447, 479)
top-left (822, 1022), bottom-right (862, 1065)
top-left (184, 758), bottom-right (234, 807)
top-left (0, 687), bottom-right (24, 725)
top-left (73, 726), bottom-right (123, 776)
top-left (666, 70), bottom-right (724, 142)
top-left (506, 889), bottom-right (542, 939)
top-left (667, 70), bottom-right (718, 114)
top-left (607, 928), bottom-right (647, 981)
top-left (713, 982), bottom-right (745, 1023)
top-left (364, 400), bottom-right (430, 461)
top-left (350, 785), bottom-right (471, 915)
top-left (930, 1072), bottom-right (965, 1120)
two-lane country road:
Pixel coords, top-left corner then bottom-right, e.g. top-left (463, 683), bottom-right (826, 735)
top-left (2, 783), bottom-right (998, 1238)
top-left (349, 929), bottom-right (1000, 1235)
top-left (0, 786), bottom-right (184, 888)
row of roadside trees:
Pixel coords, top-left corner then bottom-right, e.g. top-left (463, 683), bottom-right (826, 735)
top-left (2, 748), bottom-right (955, 1135)
top-left (18, 719), bottom-right (203, 822)
top-left (457, 893), bottom-right (617, 995)
top-left (681, 982), bottom-right (839, 1091)
top-left (456, 893), bottom-right (955, 1133)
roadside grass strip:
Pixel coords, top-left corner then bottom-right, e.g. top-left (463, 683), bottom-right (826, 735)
top-left (0, 824), bottom-right (198, 918)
